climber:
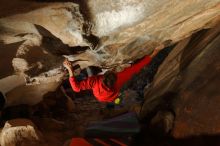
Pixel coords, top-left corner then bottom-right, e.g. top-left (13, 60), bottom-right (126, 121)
top-left (63, 43), bottom-right (165, 103)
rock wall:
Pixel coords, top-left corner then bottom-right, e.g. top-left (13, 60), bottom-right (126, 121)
top-left (140, 24), bottom-right (220, 138)
top-left (0, 0), bottom-right (220, 105)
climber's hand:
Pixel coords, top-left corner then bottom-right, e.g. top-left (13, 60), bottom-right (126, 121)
top-left (63, 59), bottom-right (73, 70)
top-left (155, 44), bottom-right (165, 51)
top-left (150, 44), bottom-right (165, 58)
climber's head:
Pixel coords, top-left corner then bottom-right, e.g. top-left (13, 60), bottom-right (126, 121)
top-left (103, 71), bottom-right (117, 89)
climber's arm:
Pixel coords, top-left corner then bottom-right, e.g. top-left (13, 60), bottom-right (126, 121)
top-left (116, 44), bottom-right (165, 88)
top-left (63, 59), bottom-right (95, 92)
top-left (69, 76), bottom-right (95, 92)
top-left (63, 59), bottom-right (75, 77)
top-left (116, 55), bottom-right (152, 88)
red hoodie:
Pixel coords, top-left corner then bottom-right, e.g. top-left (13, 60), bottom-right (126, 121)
top-left (69, 55), bottom-right (152, 102)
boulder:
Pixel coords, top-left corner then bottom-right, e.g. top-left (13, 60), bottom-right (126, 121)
top-left (0, 119), bottom-right (44, 146)
top-left (141, 24), bottom-right (220, 138)
top-left (0, 1), bottom-right (219, 134)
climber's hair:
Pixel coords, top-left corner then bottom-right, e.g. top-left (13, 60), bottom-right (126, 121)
top-left (103, 71), bottom-right (117, 89)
